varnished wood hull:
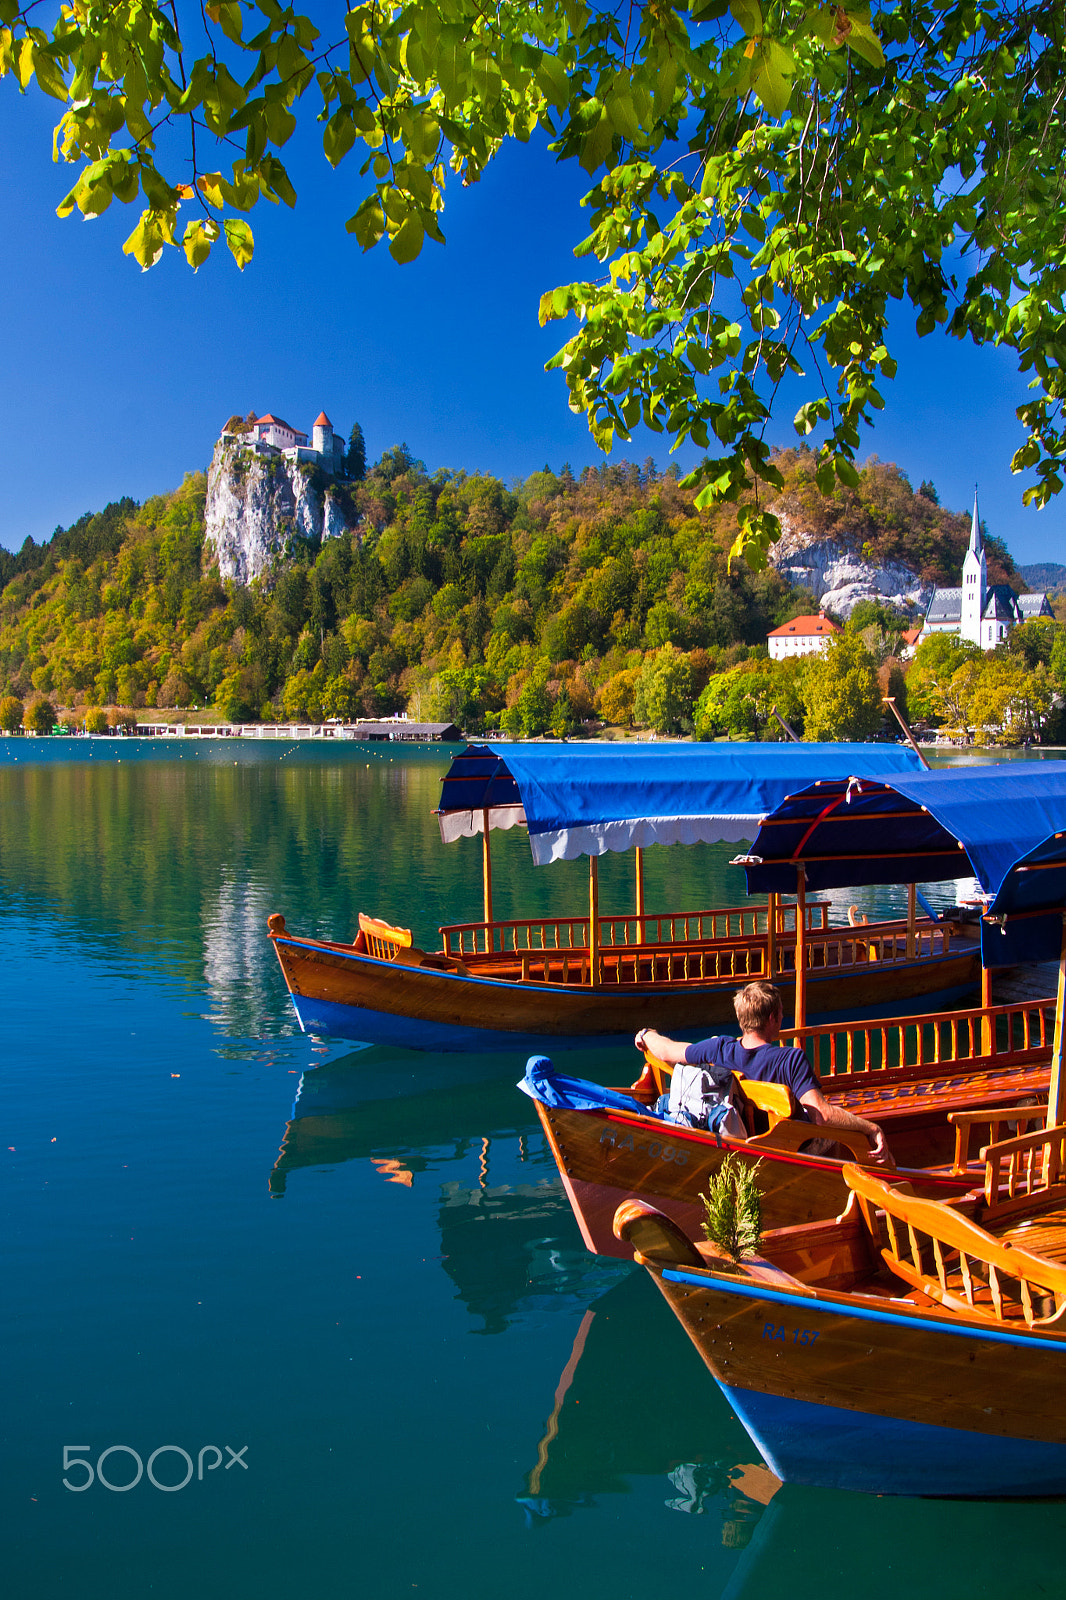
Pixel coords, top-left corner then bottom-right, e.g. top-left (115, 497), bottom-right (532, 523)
top-left (533, 1096), bottom-right (998, 1257)
top-left (640, 1254), bottom-right (1066, 1496)
top-left (269, 928), bottom-right (981, 1051)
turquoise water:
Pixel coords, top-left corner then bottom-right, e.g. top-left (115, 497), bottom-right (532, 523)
top-left (2, 738), bottom-right (1063, 1600)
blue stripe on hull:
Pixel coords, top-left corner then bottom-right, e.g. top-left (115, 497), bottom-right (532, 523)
top-left (288, 995), bottom-right (629, 1053)
top-left (719, 1386), bottom-right (1066, 1498)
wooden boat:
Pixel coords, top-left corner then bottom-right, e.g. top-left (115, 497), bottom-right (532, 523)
top-left (616, 1117), bottom-right (1066, 1497)
top-left (268, 741), bottom-right (982, 1050)
top-left (526, 993), bottom-right (1055, 1254)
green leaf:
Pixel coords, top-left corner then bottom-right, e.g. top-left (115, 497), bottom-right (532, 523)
top-left (182, 219), bottom-right (217, 270)
top-left (123, 213), bottom-right (164, 271)
top-left (323, 108), bottom-right (356, 168)
top-left (729, 0), bottom-right (763, 38)
top-left (751, 40), bottom-right (794, 118)
top-left (846, 19), bottom-right (886, 69)
top-left (834, 455), bottom-right (860, 487)
top-left (347, 194), bottom-right (384, 251)
top-left (388, 211), bottom-right (424, 264)
top-left (224, 218), bottom-right (255, 270)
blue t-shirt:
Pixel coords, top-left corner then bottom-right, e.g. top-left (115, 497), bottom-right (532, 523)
top-left (684, 1036), bottom-right (818, 1103)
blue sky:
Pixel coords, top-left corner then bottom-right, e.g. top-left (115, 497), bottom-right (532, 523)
top-left (0, 76), bottom-right (1062, 570)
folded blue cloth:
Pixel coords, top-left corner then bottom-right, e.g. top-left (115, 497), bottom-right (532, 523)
top-left (517, 1054), bottom-right (661, 1116)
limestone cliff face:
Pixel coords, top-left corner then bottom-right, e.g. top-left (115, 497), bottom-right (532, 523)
top-left (768, 513), bottom-right (930, 619)
top-left (204, 441), bottom-right (354, 584)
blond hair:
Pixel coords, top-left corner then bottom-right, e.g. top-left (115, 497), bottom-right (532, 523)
top-left (733, 981), bottom-right (783, 1035)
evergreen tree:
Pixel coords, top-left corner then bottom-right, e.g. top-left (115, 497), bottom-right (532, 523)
top-left (346, 423), bottom-right (367, 481)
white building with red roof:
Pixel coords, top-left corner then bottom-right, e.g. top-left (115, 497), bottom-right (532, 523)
top-left (220, 410), bottom-right (345, 473)
top-left (767, 611), bottom-right (840, 659)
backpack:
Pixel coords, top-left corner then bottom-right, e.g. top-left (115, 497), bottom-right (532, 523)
top-left (663, 1050), bottom-right (746, 1141)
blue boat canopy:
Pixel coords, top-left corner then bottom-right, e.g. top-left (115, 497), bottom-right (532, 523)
top-left (437, 741), bottom-right (924, 866)
top-left (738, 763), bottom-right (1066, 965)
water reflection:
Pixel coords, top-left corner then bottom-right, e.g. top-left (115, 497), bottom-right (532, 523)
top-left (719, 1483), bottom-right (1066, 1600)
top-left (518, 1270), bottom-right (780, 1544)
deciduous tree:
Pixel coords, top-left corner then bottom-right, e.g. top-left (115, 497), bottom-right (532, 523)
top-left (802, 635), bottom-right (880, 741)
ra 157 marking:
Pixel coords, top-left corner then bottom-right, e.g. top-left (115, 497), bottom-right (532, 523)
top-left (763, 1323), bottom-right (821, 1346)
top-left (599, 1127), bottom-right (688, 1166)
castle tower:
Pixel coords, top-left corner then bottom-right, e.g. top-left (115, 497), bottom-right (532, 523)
top-left (960, 488), bottom-right (986, 646)
top-left (312, 411), bottom-right (334, 458)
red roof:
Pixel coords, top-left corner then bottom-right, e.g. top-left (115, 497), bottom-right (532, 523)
top-left (901, 627), bottom-right (922, 645)
top-left (767, 614), bottom-right (841, 638)
top-left (313, 411), bottom-right (332, 427)
top-left (254, 414), bottom-right (300, 433)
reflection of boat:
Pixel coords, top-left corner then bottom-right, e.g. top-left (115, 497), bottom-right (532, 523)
top-left (619, 1115), bottom-right (1066, 1497)
top-left (270, 1065), bottom-right (542, 1195)
top-left (520, 1270), bottom-right (777, 1541)
top-left (720, 1486), bottom-right (1066, 1600)
top-left (269, 742), bottom-right (981, 1050)
top-left (522, 995), bottom-right (1053, 1254)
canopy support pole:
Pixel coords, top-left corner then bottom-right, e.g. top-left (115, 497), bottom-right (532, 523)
top-left (906, 883), bottom-right (916, 959)
top-left (794, 868), bottom-right (807, 1034)
top-left (481, 809), bottom-right (493, 946)
top-left (981, 962), bottom-right (992, 1055)
top-left (766, 893), bottom-right (777, 979)
top-left (1046, 915), bottom-right (1066, 1130)
top-left (635, 846), bottom-right (645, 945)
top-left (882, 696), bottom-right (931, 769)
top-left (589, 855), bottom-right (600, 987)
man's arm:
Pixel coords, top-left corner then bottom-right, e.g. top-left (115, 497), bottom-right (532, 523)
top-left (799, 1087), bottom-right (894, 1166)
top-left (635, 1028), bottom-right (691, 1066)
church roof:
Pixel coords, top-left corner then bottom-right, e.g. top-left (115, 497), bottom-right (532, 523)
top-left (1017, 592), bottom-right (1053, 617)
top-left (925, 587), bottom-right (961, 623)
top-left (968, 490), bottom-right (984, 558)
top-left (983, 585), bottom-right (1021, 622)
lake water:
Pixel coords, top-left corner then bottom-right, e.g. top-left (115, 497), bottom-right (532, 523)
top-left (2, 738), bottom-right (1063, 1600)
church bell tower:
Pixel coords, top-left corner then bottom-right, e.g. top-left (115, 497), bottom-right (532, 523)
top-left (960, 489), bottom-right (986, 647)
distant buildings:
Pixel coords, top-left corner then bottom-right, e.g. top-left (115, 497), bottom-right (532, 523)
top-left (767, 612), bottom-right (841, 659)
top-left (219, 410), bottom-right (345, 474)
top-left (920, 492), bottom-right (1052, 650)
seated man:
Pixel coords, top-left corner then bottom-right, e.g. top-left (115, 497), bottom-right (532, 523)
top-left (636, 979), bottom-right (892, 1164)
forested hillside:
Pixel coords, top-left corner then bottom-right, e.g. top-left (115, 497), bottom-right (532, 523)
top-left (0, 446), bottom-right (1053, 744)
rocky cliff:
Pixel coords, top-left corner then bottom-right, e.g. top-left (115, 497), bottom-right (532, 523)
top-left (768, 513), bottom-right (931, 619)
top-left (204, 441), bottom-right (354, 584)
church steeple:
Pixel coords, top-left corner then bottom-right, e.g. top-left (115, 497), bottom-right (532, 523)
top-left (969, 489), bottom-right (983, 557)
top-left (960, 485), bottom-right (987, 646)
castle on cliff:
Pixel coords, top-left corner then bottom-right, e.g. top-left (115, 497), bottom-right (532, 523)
top-left (219, 410), bottom-right (345, 474)
top-left (920, 492), bottom-right (1052, 650)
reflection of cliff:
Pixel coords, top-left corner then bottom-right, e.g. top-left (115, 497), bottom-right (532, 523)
top-left (203, 869), bottom-right (284, 1037)
top-left (519, 1272), bottom-right (777, 1542)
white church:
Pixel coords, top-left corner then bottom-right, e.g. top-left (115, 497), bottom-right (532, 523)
top-left (919, 492), bottom-right (1052, 650)
top-left (219, 410), bottom-right (346, 473)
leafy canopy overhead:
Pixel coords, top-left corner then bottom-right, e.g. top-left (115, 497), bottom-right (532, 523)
top-left (3, 0), bottom-right (1064, 564)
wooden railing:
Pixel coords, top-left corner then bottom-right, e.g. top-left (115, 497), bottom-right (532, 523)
top-left (846, 1164), bottom-right (1066, 1326)
top-left (773, 920), bottom-right (952, 977)
top-left (949, 1106), bottom-right (1046, 1175)
top-left (793, 997), bottom-right (1055, 1080)
top-left (982, 1124), bottom-right (1066, 1218)
top-left (441, 901), bottom-right (829, 958)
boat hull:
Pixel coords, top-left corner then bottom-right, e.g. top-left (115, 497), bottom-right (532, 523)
top-left (647, 1260), bottom-right (1066, 1497)
top-left (533, 1093), bottom-right (1015, 1256)
top-left (270, 931), bottom-right (981, 1051)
